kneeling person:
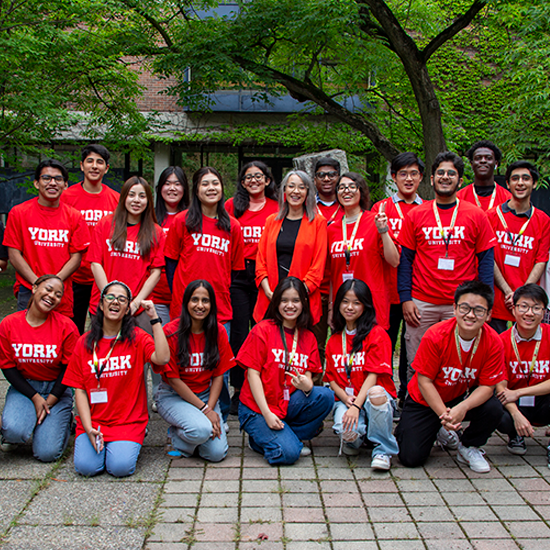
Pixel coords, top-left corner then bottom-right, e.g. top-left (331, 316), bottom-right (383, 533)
top-left (396, 281), bottom-right (504, 473)
top-left (496, 284), bottom-right (550, 460)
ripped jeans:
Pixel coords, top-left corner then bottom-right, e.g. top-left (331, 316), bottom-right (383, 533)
top-left (332, 387), bottom-right (399, 457)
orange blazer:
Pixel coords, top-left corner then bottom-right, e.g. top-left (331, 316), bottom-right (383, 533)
top-left (254, 212), bottom-right (328, 324)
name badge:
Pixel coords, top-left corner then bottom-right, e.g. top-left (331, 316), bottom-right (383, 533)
top-left (519, 395), bottom-right (535, 407)
top-left (90, 388), bottom-right (108, 404)
top-left (504, 254), bottom-right (521, 267)
top-left (342, 272), bottom-right (354, 282)
top-left (283, 387), bottom-right (290, 401)
top-left (438, 257), bottom-right (455, 271)
top-left (345, 386), bottom-right (355, 397)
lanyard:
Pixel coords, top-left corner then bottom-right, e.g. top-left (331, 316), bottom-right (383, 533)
top-left (496, 205), bottom-right (534, 250)
top-left (511, 329), bottom-right (541, 383)
top-left (394, 200), bottom-right (404, 220)
top-left (433, 199), bottom-right (460, 258)
top-left (454, 326), bottom-right (481, 391)
top-left (328, 204), bottom-right (341, 225)
top-left (341, 331), bottom-right (356, 383)
top-left (472, 185), bottom-right (496, 210)
top-left (279, 326), bottom-right (299, 374)
top-left (342, 212), bottom-right (363, 267)
top-left (92, 332), bottom-right (121, 387)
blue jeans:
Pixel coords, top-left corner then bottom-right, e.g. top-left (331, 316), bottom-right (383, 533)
top-left (74, 433), bottom-right (141, 477)
top-left (151, 304), bottom-right (171, 395)
top-left (332, 389), bottom-right (399, 457)
top-left (1, 380), bottom-right (73, 462)
top-left (239, 386), bottom-right (334, 465)
top-left (156, 383), bottom-right (227, 462)
top-left (16, 286), bottom-right (32, 312)
top-left (219, 322), bottom-right (231, 423)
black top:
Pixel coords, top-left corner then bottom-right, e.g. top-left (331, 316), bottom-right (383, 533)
top-left (474, 184), bottom-right (495, 197)
top-left (0, 222), bottom-right (7, 260)
top-left (276, 217), bottom-right (302, 282)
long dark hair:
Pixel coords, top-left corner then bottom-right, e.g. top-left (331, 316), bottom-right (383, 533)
top-left (111, 177), bottom-right (159, 257)
top-left (86, 282), bottom-right (135, 352)
top-left (332, 279), bottom-right (377, 354)
top-left (336, 172), bottom-right (371, 211)
top-left (185, 167), bottom-right (231, 234)
top-left (155, 167), bottom-right (190, 225)
top-left (232, 161), bottom-right (278, 218)
top-left (265, 276), bottom-right (312, 330)
top-left (176, 280), bottom-right (220, 371)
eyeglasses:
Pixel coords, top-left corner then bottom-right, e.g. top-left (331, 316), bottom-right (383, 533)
top-left (510, 174), bottom-right (533, 183)
top-left (396, 170), bottom-right (421, 179)
top-left (337, 183), bottom-right (359, 193)
top-left (286, 183), bottom-right (307, 192)
top-left (457, 303), bottom-right (487, 318)
top-left (316, 171), bottom-right (339, 180)
top-left (435, 169), bottom-right (458, 178)
top-left (515, 302), bottom-right (545, 314)
top-left (104, 294), bottom-right (129, 305)
top-left (40, 175), bottom-right (65, 183)
top-left (243, 173), bottom-right (265, 182)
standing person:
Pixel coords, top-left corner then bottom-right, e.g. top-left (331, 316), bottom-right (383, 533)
top-left (237, 277), bottom-right (334, 465)
top-left (327, 172), bottom-right (399, 331)
top-left (88, 176), bottom-right (165, 331)
top-left (325, 279), bottom-right (399, 469)
top-left (254, 170), bottom-right (327, 325)
top-left (156, 280), bottom-right (235, 462)
top-left (373, 152), bottom-right (424, 404)
top-left (457, 140), bottom-right (511, 212)
top-left (4, 159), bottom-right (90, 317)
top-left (398, 151), bottom-right (496, 375)
top-left (63, 281), bottom-right (170, 477)
top-left (487, 161), bottom-right (550, 333)
top-left (396, 281), bottom-right (505, 473)
top-left (62, 144), bottom-right (119, 334)
top-left (496, 284), bottom-right (550, 459)
top-left (226, 162), bottom-right (278, 413)
top-left (0, 275), bottom-right (78, 462)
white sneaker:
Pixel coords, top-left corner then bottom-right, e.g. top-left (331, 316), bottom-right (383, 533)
top-left (342, 444), bottom-right (360, 456)
top-left (437, 427), bottom-right (459, 450)
top-left (151, 402), bottom-right (158, 413)
top-left (371, 454), bottom-right (391, 470)
top-left (0, 438), bottom-right (18, 452)
top-left (300, 444), bottom-right (312, 457)
top-left (457, 442), bottom-right (490, 473)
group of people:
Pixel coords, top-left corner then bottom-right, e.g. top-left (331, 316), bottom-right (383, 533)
top-left (1, 139), bottom-right (550, 477)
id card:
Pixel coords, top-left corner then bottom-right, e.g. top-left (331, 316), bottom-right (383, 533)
top-left (90, 388), bottom-right (108, 404)
top-left (345, 386), bottom-right (355, 397)
top-left (438, 257), bottom-right (455, 271)
top-left (283, 387), bottom-right (290, 401)
top-left (342, 272), bottom-right (354, 282)
top-left (504, 254), bottom-right (521, 267)
top-left (519, 395), bottom-right (535, 407)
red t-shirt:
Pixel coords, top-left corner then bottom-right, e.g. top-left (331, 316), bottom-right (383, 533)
top-left (501, 325), bottom-right (550, 390)
top-left (373, 197), bottom-right (422, 305)
top-left (87, 214), bottom-right (166, 315)
top-left (61, 183), bottom-right (120, 285)
top-left (398, 199), bottom-right (496, 304)
top-left (237, 320), bottom-right (322, 419)
top-left (150, 213), bottom-right (179, 306)
top-left (325, 325), bottom-right (396, 399)
top-left (63, 329), bottom-right (158, 444)
top-left (327, 212), bottom-right (396, 329)
top-left (0, 311), bottom-right (78, 381)
top-left (3, 198), bottom-right (91, 316)
top-left (225, 198), bottom-right (279, 261)
top-left (457, 184), bottom-right (512, 212)
top-left (160, 320), bottom-right (235, 392)
top-left (317, 201), bottom-right (344, 295)
top-left (408, 318), bottom-right (505, 407)
top-left (164, 211), bottom-right (245, 322)
top-left (487, 205), bottom-right (550, 321)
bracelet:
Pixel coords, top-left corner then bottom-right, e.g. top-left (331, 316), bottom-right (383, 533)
top-left (378, 226), bottom-right (389, 234)
top-left (351, 403), bottom-right (362, 411)
top-left (150, 318), bottom-right (162, 326)
top-left (200, 404), bottom-right (210, 414)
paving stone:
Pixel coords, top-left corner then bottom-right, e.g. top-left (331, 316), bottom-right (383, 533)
top-left (202, 479), bottom-right (240, 493)
top-left (324, 506), bottom-right (369, 523)
top-left (241, 467), bottom-right (279, 479)
top-left (332, 543), bottom-right (378, 550)
top-left (161, 493), bottom-right (199, 508)
top-left (199, 492), bottom-right (239, 507)
top-left (156, 508), bottom-right (195, 524)
top-left (504, 520), bottom-right (550, 538)
top-left (188, 544), bottom-right (238, 550)
top-left (313, 467), bottom-right (354, 480)
top-left (164, 480), bottom-right (202, 493)
top-left (402, 492), bottom-right (446, 507)
top-left (194, 522), bottom-right (237, 542)
top-left (321, 492), bottom-right (363, 507)
top-left (242, 479), bottom-right (280, 493)
top-left (425, 541), bottom-right (474, 550)
top-left (241, 492), bottom-right (281, 508)
top-left (460, 522), bottom-right (510, 538)
top-left (207, 455), bottom-right (241, 468)
top-left (319, 480), bottom-right (357, 493)
top-left (396, 479), bottom-right (437, 492)
top-left (282, 493), bottom-right (322, 507)
top-left (391, 467), bottom-right (431, 480)
top-left (279, 467), bottom-right (317, 480)
top-left (283, 507), bottom-right (325, 523)
top-left (514, 540), bottom-right (550, 550)
top-left (357, 479), bottom-right (398, 492)
top-left (471, 540), bottom-right (521, 550)
top-left (417, 522), bottom-right (465, 539)
top-left (361, 492), bottom-right (404, 507)
top-left (470, 478), bottom-right (513, 491)
top-left (240, 521), bottom-right (283, 542)
top-left (449, 506), bottom-right (499, 522)
top-left (491, 505), bottom-right (539, 521)
top-left (511, 477), bottom-right (550, 491)
top-left (239, 543), bottom-right (283, 550)
top-left (286, 543), bottom-right (331, 550)
top-left (203, 467), bottom-right (241, 480)
top-left (0, 480), bottom-right (35, 531)
top-left (149, 523), bottom-right (198, 542)
top-left (0, 452), bottom-right (54, 480)
top-left (534, 505), bottom-right (550, 520)
top-left (480, 491), bottom-right (526, 506)
top-left (196, 506), bottom-right (238, 523)
top-left (367, 506), bottom-right (411, 523)
top-left (373, 522), bottom-right (420, 539)
top-left (425, 466), bottom-right (467, 479)
top-left (240, 506), bottom-right (282, 523)
top-left (432, 479), bottom-right (476, 492)
top-left (284, 522), bottom-right (328, 541)
top-left (167, 468), bottom-right (204, 481)
top-left (521, 491), bottom-right (550, 505)
top-left (443, 492), bottom-right (487, 506)
top-left (377, 541), bottom-right (425, 550)
top-left (498, 465), bottom-right (541, 478)
top-left (281, 479), bottom-right (319, 493)
top-left (408, 505), bottom-right (455, 522)
top-left (330, 522), bottom-right (375, 540)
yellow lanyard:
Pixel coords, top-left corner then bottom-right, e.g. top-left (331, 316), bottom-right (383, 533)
top-left (511, 328), bottom-right (541, 382)
top-left (341, 330), bottom-right (356, 383)
top-left (92, 332), bottom-right (121, 387)
top-left (433, 199), bottom-right (460, 258)
top-left (454, 325), bottom-right (481, 378)
top-left (472, 185), bottom-right (497, 210)
top-left (496, 205), bottom-right (534, 250)
top-left (342, 212), bottom-right (363, 267)
top-left (280, 326), bottom-right (299, 373)
top-left (328, 204), bottom-right (341, 225)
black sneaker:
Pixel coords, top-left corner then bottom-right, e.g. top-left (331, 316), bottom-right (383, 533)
top-left (507, 435), bottom-right (527, 456)
top-left (229, 392), bottom-right (240, 416)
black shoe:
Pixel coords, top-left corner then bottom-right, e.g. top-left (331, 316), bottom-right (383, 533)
top-left (229, 391), bottom-right (240, 416)
top-left (507, 436), bottom-right (527, 456)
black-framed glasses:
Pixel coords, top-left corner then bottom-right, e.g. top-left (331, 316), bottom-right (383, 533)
top-left (457, 303), bottom-right (487, 318)
top-left (509, 174), bottom-right (533, 183)
top-left (337, 183), bottom-right (359, 193)
top-left (243, 173), bottom-right (265, 182)
top-left (435, 169), bottom-right (458, 178)
top-left (316, 171), bottom-right (339, 179)
top-left (515, 303), bottom-right (545, 314)
top-left (40, 175), bottom-right (65, 183)
top-left (104, 294), bottom-right (129, 305)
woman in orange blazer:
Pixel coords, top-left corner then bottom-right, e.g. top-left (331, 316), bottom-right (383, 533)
top-left (254, 170), bottom-right (328, 325)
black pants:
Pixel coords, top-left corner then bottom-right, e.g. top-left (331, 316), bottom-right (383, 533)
top-left (72, 282), bottom-right (92, 335)
top-left (387, 303), bottom-right (408, 400)
top-left (229, 260), bottom-right (257, 390)
top-left (489, 318), bottom-right (509, 335)
top-left (395, 394), bottom-right (504, 468)
top-left (498, 394), bottom-right (550, 438)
